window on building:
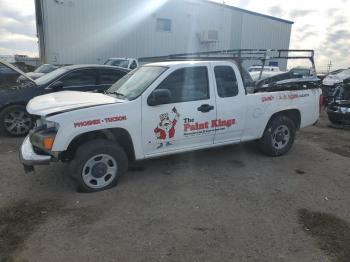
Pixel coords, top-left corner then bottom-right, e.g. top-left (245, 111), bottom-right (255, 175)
top-left (156, 18), bottom-right (172, 32)
top-left (156, 67), bottom-right (209, 104)
top-left (214, 66), bottom-right (239, 98)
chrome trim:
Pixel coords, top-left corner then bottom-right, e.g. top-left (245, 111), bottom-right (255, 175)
top-left (19, 136), bottom-right (52, 166)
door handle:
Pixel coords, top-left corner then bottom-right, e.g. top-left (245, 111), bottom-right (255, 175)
top-left (197, 104), bottom-right (214, 113)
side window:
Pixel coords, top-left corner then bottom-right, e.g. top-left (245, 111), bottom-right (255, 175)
top-left (157, 67), bottom-right (209, 104)
top-left (130, 61), bottom-right (137, 70)
top-left (214, 66), bottom-right (239, 98)
top-left (99, 69), bottom-right (125, 85)
top-left (60, 69), bottom-right (96, 87)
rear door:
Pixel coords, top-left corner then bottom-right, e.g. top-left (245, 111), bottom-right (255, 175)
top-left (59, 69), bottom-right (99, 92)
top-left (142, 65), bottom-right (217, 156)
top-left (212, 62), bottom-right (247, 144)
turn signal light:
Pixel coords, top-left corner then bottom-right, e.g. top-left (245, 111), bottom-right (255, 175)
top-left (43, 137), bottom-right (55, 150)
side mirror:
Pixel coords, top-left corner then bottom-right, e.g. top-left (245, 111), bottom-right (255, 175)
top-left (148, 89), bottom-right (172, 106)
top-left (51, 81), bottom-right (63, 91)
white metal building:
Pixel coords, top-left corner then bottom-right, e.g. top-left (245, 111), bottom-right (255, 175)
top-left (35, 0), bottom-right (293, 68)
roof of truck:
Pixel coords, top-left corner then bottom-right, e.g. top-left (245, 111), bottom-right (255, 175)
top-left (146, 60), bottom-right (236, 67)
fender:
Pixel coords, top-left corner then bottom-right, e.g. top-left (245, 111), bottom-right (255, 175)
top-left (46, 99), bottom-right (144, 160)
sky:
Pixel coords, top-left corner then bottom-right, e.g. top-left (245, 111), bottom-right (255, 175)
top-left (0, 0), bottom-right (349, 70)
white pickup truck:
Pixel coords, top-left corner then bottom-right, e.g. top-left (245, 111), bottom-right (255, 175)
top-left (20, 60), bottom-right (322, 192)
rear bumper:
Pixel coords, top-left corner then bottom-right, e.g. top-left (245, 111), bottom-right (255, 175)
top-left (19, 136), bottom-right (52, 170)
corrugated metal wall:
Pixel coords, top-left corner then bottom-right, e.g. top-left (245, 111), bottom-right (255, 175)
top-left (39, 0), bottom-right (292, 69)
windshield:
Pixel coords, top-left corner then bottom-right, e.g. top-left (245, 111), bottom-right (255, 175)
top-left (35, 67), bottom-right (68, 85)
top-left (291, 69), bottom-right (311, 76)
top-left (107, 66), bottom-right (168, 100)
top-left (105, 59), bottom-right (129, 68)
top-left (34, 64), bottom-right (56, 74)
top-left (336, 69), bottom-right (350, 79)
top-left (330, 69), bottom-right (344, 75)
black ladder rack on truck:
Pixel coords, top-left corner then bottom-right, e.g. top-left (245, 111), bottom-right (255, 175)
top-left (139, 49), bottom-right (317, 79)
top-left (139, 49), bottom-right (319, 93)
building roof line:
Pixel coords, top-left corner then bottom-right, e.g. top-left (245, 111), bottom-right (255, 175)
top-left (199, 0), bottom-right (294, 25)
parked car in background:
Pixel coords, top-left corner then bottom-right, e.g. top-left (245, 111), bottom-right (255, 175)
top-left (0, 60), bottom-right (129, 136)
top-left (322, 69), bottom-right (350, 105)
top-left (323, 69), bottom-right (348, 86)
top-left (18, 64), bottom-right (59, 82)
top-left (104, 58), bottom-right (139, 70)
top-left (248, 66), bottom-right (284, 81)
top-left (248, 65), bottom-right (281, 73)
top-left (327, 77), bottom-right (350, 125)
top-left (255, 67), bottom-right (315, 88)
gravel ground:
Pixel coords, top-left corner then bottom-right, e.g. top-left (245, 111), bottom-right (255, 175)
top-left (0, 113), bottom-right (349, 262)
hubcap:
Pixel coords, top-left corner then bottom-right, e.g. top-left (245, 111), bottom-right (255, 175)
top-left (4, 110), bottom-right (32, 135)
top-left (82, 154), bottom-right (117, 189)
top-left (272, 125), bottom-right (290, 150)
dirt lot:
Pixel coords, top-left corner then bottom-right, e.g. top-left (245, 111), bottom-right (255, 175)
top-left (0, 113), bottom-right (349, 262)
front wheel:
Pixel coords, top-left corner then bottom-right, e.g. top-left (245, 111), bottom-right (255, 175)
top-left (258, 115), bottom-right (296, 157)
top-left (69, 139), bottom-right (128, 192)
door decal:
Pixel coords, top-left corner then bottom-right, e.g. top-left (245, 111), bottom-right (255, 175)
top-left (154, 107), bottom-right (180, 149)
top-left (183, 118), bottom-right (236, 137)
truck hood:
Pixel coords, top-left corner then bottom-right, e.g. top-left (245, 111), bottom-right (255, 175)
top-left (323, 75), bottom-right (342, 86)
top-left (27, 91), bottom-right (119, 116)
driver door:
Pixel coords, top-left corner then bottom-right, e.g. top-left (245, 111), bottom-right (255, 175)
top-left (142, 66), bottom-right (217, 157)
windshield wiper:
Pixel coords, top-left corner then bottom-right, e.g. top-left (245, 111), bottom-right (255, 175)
top-left (105, 90), bottom-right (126, 99)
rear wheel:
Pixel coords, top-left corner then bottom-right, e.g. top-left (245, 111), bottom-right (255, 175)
top-left (0, 105), bottom-right (33, 137)
top-left (69, 139), bottom-right (128, 192)
top-left (258, 115), bottom-right (296, 157)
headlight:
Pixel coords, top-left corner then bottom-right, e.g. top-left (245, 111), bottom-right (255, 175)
top-left (36, 118), bottom-right (60, 131)
top-left (31, 118), bottom-right (59, 151)
top-left (45, 120), bottom-right (60, 130)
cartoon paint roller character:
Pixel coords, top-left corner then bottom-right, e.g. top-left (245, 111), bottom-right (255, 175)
top-left (154, 107), bottom-right (180, 149)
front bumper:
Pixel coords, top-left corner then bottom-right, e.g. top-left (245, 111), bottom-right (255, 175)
top-left (327, 105), bottom-right (350, 123)
top-left (19, 136), bottom-right (52, 170)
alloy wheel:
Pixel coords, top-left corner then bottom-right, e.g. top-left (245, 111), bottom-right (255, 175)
top-left (4, 110), bottom-right (33, 136)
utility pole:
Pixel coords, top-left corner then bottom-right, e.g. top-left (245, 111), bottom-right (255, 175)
top-left (327, 60), bottom-right (332, 74)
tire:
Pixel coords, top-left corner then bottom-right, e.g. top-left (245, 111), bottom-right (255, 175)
top-left (258, 115), bottom-right (296, 157)
top-left (68, 139), bottom-right (128, 193)
top-left (0, 105), bottom-right (34, 137)
top-left (328, 114), bottom-right (342, 125)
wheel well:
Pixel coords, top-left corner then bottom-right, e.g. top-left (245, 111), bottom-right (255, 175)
top-left (0, 102), bottom-right (28, 113)
top-left (270, 109), bottom-right (301, 129)
top-left (62, 128), bottom-right (135, 162)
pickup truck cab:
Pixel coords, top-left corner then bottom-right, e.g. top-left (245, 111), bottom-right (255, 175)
top-left (20, 60), bottom-right (322, 192)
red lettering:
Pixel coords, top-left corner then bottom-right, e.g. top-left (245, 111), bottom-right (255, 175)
top-left (104, 115), bottom-right (127, 123)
